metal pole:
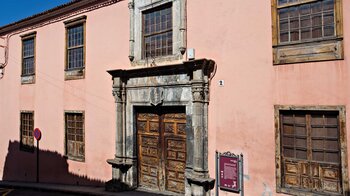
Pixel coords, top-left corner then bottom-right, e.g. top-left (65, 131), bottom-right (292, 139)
top-left (240, 153), bottom-right (244, 196)
top-left (36, 140), bottom-right (39, 183)
top-left (215, 151), bottom-right (219, 196)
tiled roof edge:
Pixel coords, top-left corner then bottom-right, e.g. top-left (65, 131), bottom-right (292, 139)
top-left (0, 0), bottom-right (120, 36)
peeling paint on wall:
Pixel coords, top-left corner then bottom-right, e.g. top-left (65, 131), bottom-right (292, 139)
top-left (262, 183), bottom-right (272, 196)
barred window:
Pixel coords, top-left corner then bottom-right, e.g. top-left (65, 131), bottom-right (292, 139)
top-left (22, 38), bottom-right (35, 76)
top-left (65, 112), bottom-right (84, 161)
top-left (66, 25), bottom-right (84, 70)
top-left (20, 112), bottom-right (34, 151)
top-left (143, 4), bottom-right (172, 58)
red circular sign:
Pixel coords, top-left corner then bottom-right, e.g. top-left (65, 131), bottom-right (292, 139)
top-left (33, 128), bottom-right (42, 141)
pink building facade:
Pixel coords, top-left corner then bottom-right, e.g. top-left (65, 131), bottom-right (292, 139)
top-left (0, 0), bottom-right (349, 195)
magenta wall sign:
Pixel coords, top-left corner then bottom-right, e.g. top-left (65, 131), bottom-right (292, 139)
top-left (216, 151), bottom-right (244, 195)
top-left (220, 155), bottom-right (239, 191)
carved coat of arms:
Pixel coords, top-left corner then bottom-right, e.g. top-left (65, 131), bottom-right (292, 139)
top-left (149, 87), bottom-right (164, 106)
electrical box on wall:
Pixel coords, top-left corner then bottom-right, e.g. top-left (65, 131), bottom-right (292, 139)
top-left (187, 48), bottom-right (195, 60)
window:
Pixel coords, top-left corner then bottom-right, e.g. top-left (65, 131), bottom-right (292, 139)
top-left (128, 0), bottom-right (186, 65)
top-left (65, 112), bottom-right (85, 161)
top-left (143, 4), bottom-right (172, 59)
top-left (275, 106), bottom-right (349, 195)
top-left (21, 32), bottom-right (36, 84)
top-left (271, 0), bottom-right (343, 64)
top-left (20, 111), bottom-right (34, 151)
top-left (64, 16), bottom-right (86, 80)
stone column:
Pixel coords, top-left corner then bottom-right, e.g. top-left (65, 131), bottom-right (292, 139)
top-left (106, 77), bottom-right (134, 191)
top-left (186, 67), bottom-right (214, 196)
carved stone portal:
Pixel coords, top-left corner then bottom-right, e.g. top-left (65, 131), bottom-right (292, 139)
top-left (106, 59), bottom-right (216, 196)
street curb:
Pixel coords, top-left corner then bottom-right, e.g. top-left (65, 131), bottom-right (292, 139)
top-left (0, 181), bottom-right (111, 196)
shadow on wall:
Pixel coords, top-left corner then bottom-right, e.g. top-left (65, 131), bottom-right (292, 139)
top-left (2, 140), bottom-right (104, 186)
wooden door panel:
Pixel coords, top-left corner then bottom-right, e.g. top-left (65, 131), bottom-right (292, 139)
top-left (165, 137), bottom-right (186, 193)
top-left (164, 112), bottom-right (186, 194)
top-left (138, 112), bottom-right (160, 190)
top-left (137, 108), bottom-right (186, 194)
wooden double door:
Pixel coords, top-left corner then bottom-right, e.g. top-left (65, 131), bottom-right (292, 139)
top-left (137, 107), bottom-right (186, 194)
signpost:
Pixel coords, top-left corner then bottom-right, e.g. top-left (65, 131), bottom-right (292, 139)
top-left (216, 151), bottom-right (243, 196)
top-left (33, 128), bottom-right (42, 183)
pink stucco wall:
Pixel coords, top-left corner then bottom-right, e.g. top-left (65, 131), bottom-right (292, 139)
top-left (0, 0), bottom-right (349, 194)
top-left (187, 0), bottom-right (350, 195)
top-left (0, 1), bottom-right (130, 185)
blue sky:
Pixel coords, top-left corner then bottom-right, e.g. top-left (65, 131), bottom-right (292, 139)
top-left (0, 0), bottom-right (71, 27)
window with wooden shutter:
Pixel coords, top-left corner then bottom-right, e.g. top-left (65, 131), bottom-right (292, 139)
top-left (275, 106), bottom-right (349, 196)
top-left (271, 0), bottom-right (343, 64)
top-left (20, 111), bottom-right (34, 152)
top-left (65, 112), bottom-right (85, 161)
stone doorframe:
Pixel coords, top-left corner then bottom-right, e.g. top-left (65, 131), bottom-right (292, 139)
top-left (106, 59), bottom-right (216, 196)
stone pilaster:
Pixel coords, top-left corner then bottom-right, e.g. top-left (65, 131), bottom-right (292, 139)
top-left (106, 77), bottom-right (135, 191)
top-left (186, 67), bottom-right (214, 196)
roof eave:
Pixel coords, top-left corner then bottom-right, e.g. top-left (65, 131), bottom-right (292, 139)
top-left (0, 0), bottom-right (113, 36)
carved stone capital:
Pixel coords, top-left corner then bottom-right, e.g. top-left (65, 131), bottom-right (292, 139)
top-left (191, 82), bottom-right (205, 103)
top-left (128, 2), bottom-right (134, 9)
top-left (113, 87), bottom-right (126, 103)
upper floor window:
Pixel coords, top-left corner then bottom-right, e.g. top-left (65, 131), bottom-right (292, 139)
top-left (271, 0), bottom-right (343, 64)
top-left (128, 0), bottom-right (186, 66)
top-left (143, 4), bottom-right (172, 59)
top-left (20, 111), bottom-right (34, 152)
top-left (67, 25), bottom-right (84, 69)
top-left (64, 16), bottom-right (86, 80)
top-left (21, 32), bottom-right (36, 84)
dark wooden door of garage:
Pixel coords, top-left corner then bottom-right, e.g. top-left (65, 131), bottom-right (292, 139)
top-left (137, 107), bottom-right (186, 194)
